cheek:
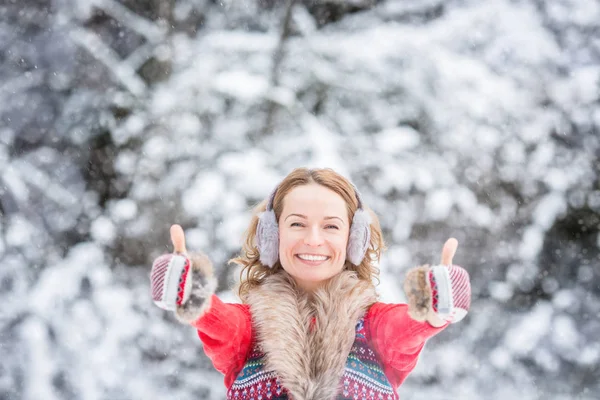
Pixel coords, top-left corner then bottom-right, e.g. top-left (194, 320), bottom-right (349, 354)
top-left (331, 233), bottom-right (349, 254)
top-left (278, 229), bottom-right (297, 253)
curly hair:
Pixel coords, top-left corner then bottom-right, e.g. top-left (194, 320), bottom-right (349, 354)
top-left (229, 167), bottom-right (386, 303)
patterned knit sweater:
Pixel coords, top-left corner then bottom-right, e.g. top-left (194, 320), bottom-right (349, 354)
top-left (192, 294), bottom-right (446, 399)
top-left (227, 317), bottom-right (397, 400)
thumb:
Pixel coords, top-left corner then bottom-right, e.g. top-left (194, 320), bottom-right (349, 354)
top-left (440, 238), bottom-right (458, 266)
top-left (170, 224), bottom-right (187, 255)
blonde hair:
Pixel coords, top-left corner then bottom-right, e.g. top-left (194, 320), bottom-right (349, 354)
top-left (229, 167), bottom-right (386, 302)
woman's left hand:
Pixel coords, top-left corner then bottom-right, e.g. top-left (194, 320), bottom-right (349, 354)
top-left (404, 238), bottom-right (471, 327)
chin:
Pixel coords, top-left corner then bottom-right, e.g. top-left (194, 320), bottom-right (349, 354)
top-left (296, 265), bottom-right (341, 280)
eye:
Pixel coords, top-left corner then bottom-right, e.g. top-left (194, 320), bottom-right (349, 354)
top-left (325, 224), bottom-right (339, 230)
top-left (290, 222), bottom-right (304, 227)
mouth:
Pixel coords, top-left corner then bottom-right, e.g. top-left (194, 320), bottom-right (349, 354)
top-left (295, 253), bottom-right (330, 266)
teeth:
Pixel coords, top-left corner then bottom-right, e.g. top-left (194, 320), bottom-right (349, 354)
top-left (297, 254), bottom-right (328, 261)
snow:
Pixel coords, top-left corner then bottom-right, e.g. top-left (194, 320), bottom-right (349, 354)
top-left (577, 265), bottom-right (594, 282)
top-left (5, 215), bottom-right (37, 248)
top-left (519, 226), bottom-right (544, 261)
top-left (142, 135), bottom-right (171, 160)
top-left (505, 302), bottom-right (553, 356)
top-left (488, 281), bottom-right (513, 302)
top-left (112, 114), bottom-right (146, 145)
top-left (375, 126), bottom-right (420, 154)
top-left (489, 346), bottom-right (512, 370)
top-left (543, 169), bottom-right (570, 192)
top-left (20, 319), bottom-right (61, 400)
top-left (579, 344), bottom-right (600, 366)
top-left (552, 289), bottom-right (579, 311)
top-left (552, 314), bottom-right (580, 352)
top-left (176, 113), bottom-right (203, 136)
top-left (533, 348), bottom-right (560, 373)
top-left (114, 150), bottom-right (138, 175)
top-left (90, 216), bottom-right (117, 245)
top-left (184, 227), bottom-right (210, 252)
top-left (425, 188), bottom-right (453, 221)
top-left (2, 165), bottom-right (30, 204)
top-left (588, 190), bottom-right (600, 211)
top-left (2, 0), bottom-right (600, 399)
top-left (109, 199), bottom-right (138, 222)
top-left (217, 213), bottom-right (251, 250)
top-left (213, 70), bottom-right (269, 101)
top-left (372, 163), bottom-right (413, 194)
top-left (217, 150), bottom-right (281, 197)
top-left (182, 171), bottom-right (226, 216)
top-left (533, 193), bottom-right (567, 230)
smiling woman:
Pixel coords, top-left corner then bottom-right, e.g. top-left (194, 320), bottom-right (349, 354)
top-left (150, 167), bottom-right (472, 400)
top-left (233, 168), bottom-right (384, 298)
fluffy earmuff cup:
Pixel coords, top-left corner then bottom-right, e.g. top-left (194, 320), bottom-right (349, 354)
top-left (346, 208), bottom-right (372, 266)
top-left (256, 210), bottom-right (280, 268)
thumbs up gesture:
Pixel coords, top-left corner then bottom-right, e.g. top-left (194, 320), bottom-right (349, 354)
top-left (151, 225), bottom-right (192, 311)
top-left (404, 238), bottom-right (471, 327)
top-left (150, 225), bottom-right (217, 323)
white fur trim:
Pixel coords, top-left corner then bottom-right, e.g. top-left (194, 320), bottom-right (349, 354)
top-left (154, 255), bottom-right (187, 311)
top-left (431, 265), bottom-right (453, 321)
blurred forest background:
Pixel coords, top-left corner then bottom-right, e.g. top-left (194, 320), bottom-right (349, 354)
top-left (1, 0), bottom-right (599, 399)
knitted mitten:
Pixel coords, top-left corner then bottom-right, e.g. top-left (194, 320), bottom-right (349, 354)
top-left (404, 264), bottom-right (471, 326)
top-left (151, 252), bottom-right (218, 324)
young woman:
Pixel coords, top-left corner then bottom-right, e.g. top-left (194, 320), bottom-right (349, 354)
top-left (150, 167), bottom-right (471, 400)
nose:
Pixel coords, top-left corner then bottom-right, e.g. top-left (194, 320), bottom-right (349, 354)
top-left (303, 226), bottom-right (324, 247)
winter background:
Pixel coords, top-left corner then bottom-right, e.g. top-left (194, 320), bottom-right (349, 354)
top-left (1, 0), bottom-right (599, 399)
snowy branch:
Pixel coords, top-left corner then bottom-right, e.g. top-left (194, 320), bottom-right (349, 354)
top-left (0, 71), bottom-right (45, 101)
top-left (264, 0), bottom-right (298, 135)
top-left (91, 0), bottom-right (166, 43)
top-left (265, 87), bottom-right (346, 174)
top-left (70, 28), bottom-right (147, 97)
top-left (13, 161), bottom-right (79, 208)
top-left (270, 0), bottom-right (297, 87)
top-left (123, 42), bottom-right (157, 71)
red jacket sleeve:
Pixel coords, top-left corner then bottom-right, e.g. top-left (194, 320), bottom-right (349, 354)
top-left (190, 294), bottom-right (252, 388)
top-left (366, 302), bottom-right (447, 388)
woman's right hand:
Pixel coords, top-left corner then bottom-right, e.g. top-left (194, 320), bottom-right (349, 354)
top-left (150, 225), bottom-right (218, 323)
top-left (151, 224), bottom-right (193, 311)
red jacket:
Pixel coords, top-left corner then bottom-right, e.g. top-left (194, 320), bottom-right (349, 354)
top-left (191, 294), bottom-right (446, 390)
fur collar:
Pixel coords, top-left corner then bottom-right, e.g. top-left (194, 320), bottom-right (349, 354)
top-left (246, 270), bottom-right (379, 400)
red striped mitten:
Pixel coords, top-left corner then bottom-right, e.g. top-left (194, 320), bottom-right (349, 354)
top-left (151, 254), bottom-right (192, 311)
top-left (150, 252), bottom-right (218, 323)
top-left (404, 264), bottom-right (471, 325)
top-left (429, 265), bottom-right (470, 323)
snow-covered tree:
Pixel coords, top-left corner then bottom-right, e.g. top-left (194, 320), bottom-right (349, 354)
top-left (1, 0), bottom-right (598, 399)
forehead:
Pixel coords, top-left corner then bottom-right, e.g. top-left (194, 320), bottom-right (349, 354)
top-left (281, 184), bottom-right (348, 219)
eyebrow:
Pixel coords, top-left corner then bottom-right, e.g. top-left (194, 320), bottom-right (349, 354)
top-left (284, 213), bottom-right (345, 224)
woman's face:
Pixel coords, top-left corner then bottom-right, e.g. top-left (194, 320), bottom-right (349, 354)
top-left (278, 183), bottom-right (350, 291)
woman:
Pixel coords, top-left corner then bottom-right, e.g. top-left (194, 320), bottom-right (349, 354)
top-left (151, 167), bottom-right (471, 400)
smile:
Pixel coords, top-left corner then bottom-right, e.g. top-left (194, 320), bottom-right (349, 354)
top-left (296, 254), bottom-right (330, 262)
